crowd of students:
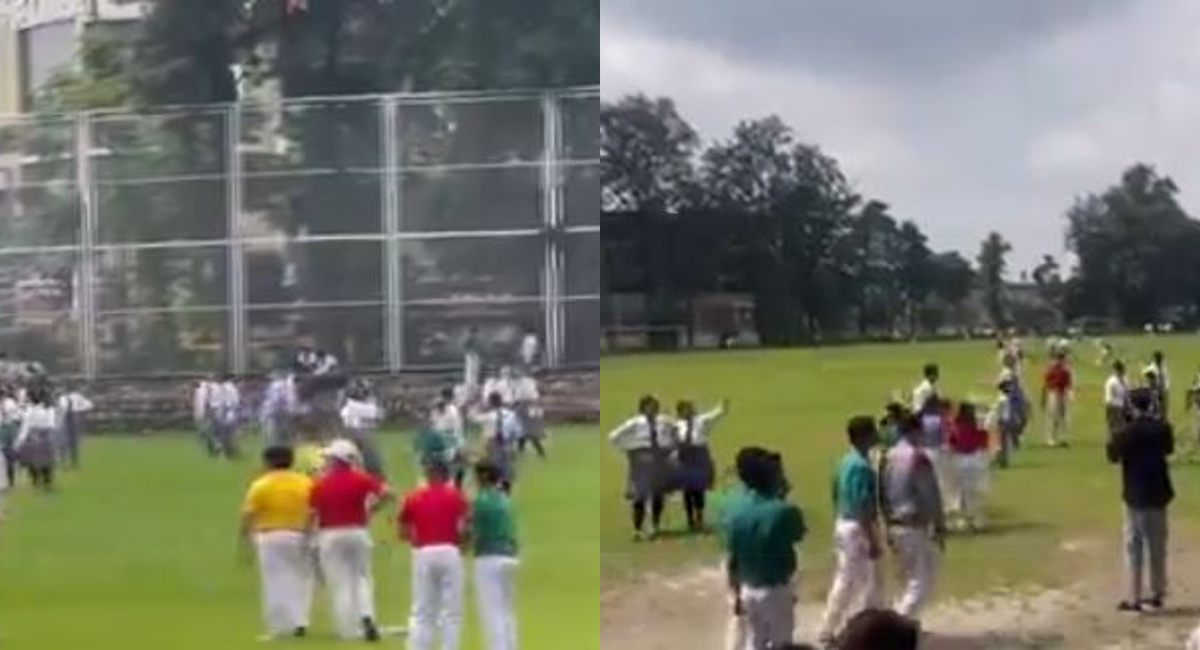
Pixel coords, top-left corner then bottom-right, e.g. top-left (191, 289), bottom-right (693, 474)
top-left (610, 334), bottom-right (1200, 649)
top-left (0, 378), bottom-right (94, 502)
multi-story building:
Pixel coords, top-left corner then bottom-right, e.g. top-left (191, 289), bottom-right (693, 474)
top-left (0, 0), bottom-right (149, 113)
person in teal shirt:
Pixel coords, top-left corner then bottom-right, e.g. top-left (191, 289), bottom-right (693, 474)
top-left (726, 447), bottom-right (806, 650)
top-left (412, 427), bottom-right (452, 481)
top-left (818, 415), bottom-right (885, 644)
top-left (470, 460), bottom-right (518, 650)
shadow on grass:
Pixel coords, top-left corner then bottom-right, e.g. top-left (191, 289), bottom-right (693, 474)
top-left (925, 631), bottom-right (1065, 649)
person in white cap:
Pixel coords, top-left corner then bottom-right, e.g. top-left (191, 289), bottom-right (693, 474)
top-left (308, 439), bottom-right (394, 641)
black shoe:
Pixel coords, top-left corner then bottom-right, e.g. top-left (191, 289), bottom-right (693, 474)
top-left (293, 627), bottom-right (307, 638)
top-left (1141, 597), bottom-right (1164, 612)
top-left (1117, 600), bottom-right (1142, 613)
top-left (362, 618), bottom-right (380, 642)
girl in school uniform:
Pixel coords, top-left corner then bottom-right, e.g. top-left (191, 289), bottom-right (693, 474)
top-left (15, 387), bottom-right (59, 492)
top-left (673, 399), bottom-right (728, 532)
top-left (339, 381), bottom-right (385, 479)
top-left (0, 386), bottom-right (21, 488)
top-left (608, 395), bottom-right (677, 541)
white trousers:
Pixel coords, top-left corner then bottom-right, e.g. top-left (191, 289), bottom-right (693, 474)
top-left (256, 531), bottom-right (315, 636)
top-left (725, 595), bottom-right (748, 650)
top-left (923, 449), bottom-right (954, 514)
top-left (409, 545), bottom-right (465, 650)
top-left (739, 583), bottom-right (795, 650)
top-left (949, 452), bottom-right (990, 523)
top-left (889, 526), bottom-right (939, 619)
top-left (317, 528), bottom-right (377, 639)
top-left (474, 555), bottom-right (518, 650)
top-left (1045, 392), bottom-right (1069, 444)
top-left (1187, 622), bottom-right (1200, 650)
top-left (819, 519), bottom-right (884, 637)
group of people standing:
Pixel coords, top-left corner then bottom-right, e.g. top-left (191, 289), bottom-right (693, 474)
top-left (0, 379), bottom-right (93, 500)
top-left (240, 439), bottom-right (520, 650)
top-left (607, 396), bottom-right (728, 540)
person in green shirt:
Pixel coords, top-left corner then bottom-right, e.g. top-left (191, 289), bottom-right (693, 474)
top-left (818, 415), bottom-right (885, 645)
top-left (413, 427), bottom-right (452, 484)
top-left (726, 446), bottom-right (806, 650)
top-left (470, 460), bottom-right (518, 650)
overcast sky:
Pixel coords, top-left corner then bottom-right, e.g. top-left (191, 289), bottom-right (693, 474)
top-left (601, 0), bottom-right (1200, 273)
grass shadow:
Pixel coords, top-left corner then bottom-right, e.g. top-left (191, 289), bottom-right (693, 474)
top-left (1142, 604), bottom-right (1200, 619)
top-left (925, 631), bottom-right (1066, 649)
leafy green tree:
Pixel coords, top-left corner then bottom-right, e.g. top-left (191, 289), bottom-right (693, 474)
top-left (976, 231), bottom-right (1012, 328)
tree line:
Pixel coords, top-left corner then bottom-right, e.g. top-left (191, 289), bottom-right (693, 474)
top-left (602, 94), bottom-right (1200, 345)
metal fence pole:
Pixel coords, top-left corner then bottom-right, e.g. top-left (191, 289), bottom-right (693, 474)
top-left (76, 113), bottom-right (98, 379)
top-left (382, 97), bottom-right (402, 373)
top-left (225, 105), bottom-right (247, 374)
top-left (542, 92), bottom-right (566, 368)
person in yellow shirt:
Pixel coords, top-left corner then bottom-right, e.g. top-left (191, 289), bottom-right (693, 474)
top-left (239, 446), bottom-right (316, 641)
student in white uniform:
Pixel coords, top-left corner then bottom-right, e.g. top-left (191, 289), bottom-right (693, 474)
top-left (0, 386), bottom-right (21, 488)
top-left (260, 371), bottom-right (298, 448)
top-left (463, 328), bottom-right (482, 400)
top-left (207, 374), bottom-right (242, 459)
top-left (430, 387), bottom-right (467, 487)
top-left (469, 393), bottom-right (524, 494)
top-left (15, 387), bottom-right (60, 492)
top-left (1145, 350), bottom-right (1170, 415)
top-left (339, 382), bottom-right (384, 479)
top-left (482, 367), bottom-right (516, 408)
top-left (313, 351), bottom-right (340, 377)
top-left (608, 396), bottom-right (677, 541)
top-left (513, 373), bottom-right (547, 460)
top-left (56, 387), bottom-right (94, 470)
top-left (673, 399), bottom-right (727, 532)
top-left (518, 327), bottom-right (540, 371)
top-left (911, 364), bottom-right (940, 414)
top-left (1105, 361), bottom-right (1131, 439)
top-left (193, 377), bottom-right (214, 456)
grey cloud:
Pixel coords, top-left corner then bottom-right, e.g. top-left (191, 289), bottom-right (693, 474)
top-left (604, 0), bottom-right (1134, 83)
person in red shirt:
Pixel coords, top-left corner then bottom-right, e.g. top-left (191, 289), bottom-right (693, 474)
top-left (308, 439), bottom-right (394, 642)
top-left (947, 402), bottom-right (990, 532)
top-left (398, 460), bottom-right (469, 650)
top-left (1042, 350), bottom-right (1074, 448)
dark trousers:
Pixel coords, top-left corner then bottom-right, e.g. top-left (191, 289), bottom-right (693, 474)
top-left (28, 466), bottom-right (53, 491)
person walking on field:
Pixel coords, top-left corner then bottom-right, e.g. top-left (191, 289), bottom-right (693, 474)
top-left (910, 364), bottom-right (939, 414)
top-left (818, 416), bottom-right (884, 646)
top-left (1146, 350), bottom-right (1170, 415)
top-left (725, 447), bottom-right (807, 649)
top-left (470, 460), bottom-right (519, 650)
top-left (399, 459), bottom-right (470, 650)
top-left (308, 439), bottom-right (394, 641)
top-left (673, 398), bottom-right (728, 532)
top-left (239, 446), bottom-right (315, 641)
top-left (608, 395), bottom-right (677, 541)
top-left (946, 403), bottom-right (990, 532)
top-left (880, 414), bottom-right (946, 624)
top-left (1105, 361), bottom-right (1131, 440)
top-left (1107, 388), bottom-right (1174, 613)
top-left (15, 387), bottom-right (59, 492)
top-left (1041, 349), bottom-right (1073, 448)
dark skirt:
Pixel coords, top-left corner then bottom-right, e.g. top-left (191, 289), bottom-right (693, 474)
top-left (624, 447), bottom-right (674, 502)
top-left (486, 438), bottom-right (518, 485)
top-left (675, 444), bottom-right (715, 492)
top-left (1106, 405), bottom-right (1127, 439)
top-left (17, 427), bottom-right (56, 470)
top-left (517, 406), bottom-right (545, 441)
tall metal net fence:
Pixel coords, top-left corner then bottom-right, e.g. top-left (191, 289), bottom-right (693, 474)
top-left (0, 88), bottom-right (599, 377)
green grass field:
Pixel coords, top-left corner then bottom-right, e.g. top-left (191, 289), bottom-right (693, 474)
top-left (0, 429), bottom-right (599, 650)
top-left (600, 336), bottom-right (1200, 602)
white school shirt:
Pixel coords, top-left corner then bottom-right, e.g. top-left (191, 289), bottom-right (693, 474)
top-left (58, 392), bottom-right (94, 414)
top-left (482, 377), bottom-right (516, 405)
top-left (431, 404), bottom-right (465, 446)
top-left (673, 404), bottom-right (726, 447)
top-left (207, 382), bottom-right (241, 423)
top-left (912, 379), bottom-right (937, 412)
top-left (192, 381), bottom-right (211, 421)
top-left (1143, 363), bottom-right (1170, 390)
top-left (470, 407), bottom-right (520, 444)
top-left (608, 415), bottom-right (676, 452)
top-left (520, 334), bottom-right (540, 365)
top-left (15, 404), bottom-right (58, 446)
top-left (340, 398), bottom-right (381, 430)
top-left (1104, 374), bottom-right (1129, 408)
top-left (0, 397), bottom-right (21, 425)
top-left (313, 354), bottom-right (339, 376)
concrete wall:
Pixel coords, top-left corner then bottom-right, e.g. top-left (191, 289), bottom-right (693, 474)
top-left (0, 12), bottom-right (18, 114)
top-left (81, 370), bottom-right (599, 433)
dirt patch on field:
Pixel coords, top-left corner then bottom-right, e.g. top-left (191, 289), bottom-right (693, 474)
top-left (601, 540), bottom-right (1200, 649)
